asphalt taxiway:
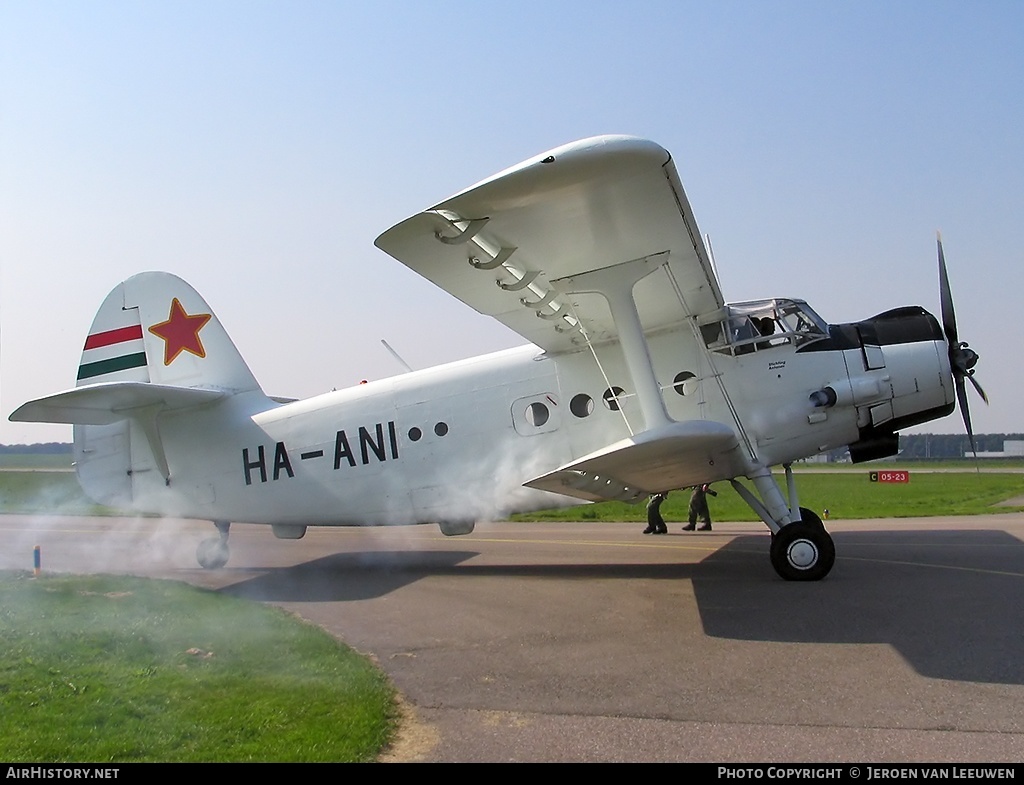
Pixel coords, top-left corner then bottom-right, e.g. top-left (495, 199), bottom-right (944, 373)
top-left (2, 513), bottom-right (1023, 762)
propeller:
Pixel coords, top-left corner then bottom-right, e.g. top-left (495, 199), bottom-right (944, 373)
top-left (937, 233), bottom-right (988, 456)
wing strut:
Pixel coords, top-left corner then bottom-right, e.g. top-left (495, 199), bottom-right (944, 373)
top-left (552, 252), bottom-right (674, 434)
top-left (564, 297), bottom-right (636, 436)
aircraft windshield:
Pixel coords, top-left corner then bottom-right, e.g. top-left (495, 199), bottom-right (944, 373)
top-left (699, 299), bottom-right (828, 356)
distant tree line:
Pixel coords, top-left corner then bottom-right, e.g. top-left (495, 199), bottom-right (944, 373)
top-left (0, 442), bottom-right (72, 454)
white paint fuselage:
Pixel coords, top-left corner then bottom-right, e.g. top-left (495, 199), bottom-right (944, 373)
top-left (108, 316), bottom-right (952, 527)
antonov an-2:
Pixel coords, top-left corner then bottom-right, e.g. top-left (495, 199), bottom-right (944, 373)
top-left (11, 136), bottom-right (985, 580)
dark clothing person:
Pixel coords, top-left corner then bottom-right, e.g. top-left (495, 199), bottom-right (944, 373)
top-left (643, 492), bottom-right (668, 534)
top-left (683, 484), bottom-right (717, 531)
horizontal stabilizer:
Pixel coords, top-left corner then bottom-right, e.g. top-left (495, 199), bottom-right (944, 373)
top-left (9, 381), bottom-right (226, 425)
top-left (524, 420), bottom-right (743, 503)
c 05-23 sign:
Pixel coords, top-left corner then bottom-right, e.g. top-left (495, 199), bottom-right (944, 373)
top-left (869, 470), bottom-right (910, 483)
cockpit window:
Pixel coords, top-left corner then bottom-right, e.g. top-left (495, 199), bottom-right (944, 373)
top-left (698, 299), bottom-right (828, 356)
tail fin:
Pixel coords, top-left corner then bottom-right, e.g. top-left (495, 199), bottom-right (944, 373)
top-left (11, 272), bottom-right (266, 506)
top-left (77, 271), bottom-right (261, 392)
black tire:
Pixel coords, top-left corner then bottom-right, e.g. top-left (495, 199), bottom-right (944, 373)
top-left (197, 537), bottom-right (229, 570)
top-left (769, 521), bottom-right (835, 581)
top-left (768, 508), bottom-right (825, 540)
top-left (798, 507), bottom-right (825, 530)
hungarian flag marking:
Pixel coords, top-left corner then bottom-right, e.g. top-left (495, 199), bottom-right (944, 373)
top-left (78, 324), bottom-right (146, 381)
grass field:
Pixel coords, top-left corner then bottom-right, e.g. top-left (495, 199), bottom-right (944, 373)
top-left (1, 464), bottom-right (1022, 521)
top-left (0, 454), bottom-right (72, 470)
top-left (513, 468), bottom-right (1024, 523)
top-left (0, 571), bottom-right (396, 762)
top-left (0, 470), bottom-right (117, 515)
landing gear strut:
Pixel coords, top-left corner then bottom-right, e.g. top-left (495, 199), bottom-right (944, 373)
top-left (731, 465), bottom-right (836, 581)
top-left (196, 520), bottom-right (230, 569)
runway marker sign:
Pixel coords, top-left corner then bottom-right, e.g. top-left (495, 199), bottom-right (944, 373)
top-left (869, 470), bottom-right (910, 483)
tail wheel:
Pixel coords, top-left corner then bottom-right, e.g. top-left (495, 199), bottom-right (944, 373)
top-left (770, 521), bottom-right (835, 581)
top-left (197, 537), bottom-right (229, 569)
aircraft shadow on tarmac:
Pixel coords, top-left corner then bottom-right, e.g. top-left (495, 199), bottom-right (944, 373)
top-left (221, 528), bottom-right (1023, 687)
top-left (696, 529), bottom-right (1024, 686)
top-left (221, 549), bottom-right (479, 603)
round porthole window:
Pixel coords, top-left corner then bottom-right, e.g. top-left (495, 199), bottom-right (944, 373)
top-left (525, 401), bottom-right (550, 427)
top-left (673, 371), bottom-right (697, 396)
top-left (570, 393), bottom-right (594, 418)
top-left (602, 386), bottom-right (626, 411)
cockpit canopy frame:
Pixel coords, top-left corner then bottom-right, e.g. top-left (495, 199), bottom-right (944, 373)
top-left (697, 298), bottom-right (829, 356)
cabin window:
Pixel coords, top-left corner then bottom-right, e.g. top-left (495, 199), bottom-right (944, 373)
top-left (511, 394), bottom-right (561, 436)
top-left (672, 371), bottom-right (697, 396)
top-left (602, 386), bottom-right (626, 411)
top-left (526, 401), bottom-right (550, 427)
top-left (570, 393), bottom-right (594, 418)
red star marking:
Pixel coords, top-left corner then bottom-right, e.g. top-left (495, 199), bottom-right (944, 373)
top-left (148, 298), bottom-right (212, 365)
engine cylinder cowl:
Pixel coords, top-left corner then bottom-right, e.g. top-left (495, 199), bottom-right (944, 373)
top-left (810, 376), bottom-right (884, 408)
top-left (848, 431), bottom-right (900, 463)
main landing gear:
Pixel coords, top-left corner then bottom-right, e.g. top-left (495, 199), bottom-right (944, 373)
top-left (730, 466), bottom-right (836, 581)
top-left (769, 512), bottom-right (835, 582)
top-left (196, 520), bottom-right (230, 569)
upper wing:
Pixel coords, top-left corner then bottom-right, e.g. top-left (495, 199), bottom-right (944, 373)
top-left (374, 136), bottom-right (724, 353)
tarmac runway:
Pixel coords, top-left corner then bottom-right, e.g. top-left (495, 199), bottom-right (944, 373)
top-left (2, 513), bottom-right (1023, 762)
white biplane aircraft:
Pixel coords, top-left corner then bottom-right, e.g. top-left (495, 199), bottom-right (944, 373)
top-left (11, 136), bottom-right (985, 580)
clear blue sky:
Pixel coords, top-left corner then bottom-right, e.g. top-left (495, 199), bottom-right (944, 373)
top-left (2, 1), bottom-right (1021, 443)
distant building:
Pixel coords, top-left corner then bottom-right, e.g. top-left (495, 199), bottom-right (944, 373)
top-left (799, 453), bottom-right (832, 464)
top-left (975, 440), bottom-right (1024, 458)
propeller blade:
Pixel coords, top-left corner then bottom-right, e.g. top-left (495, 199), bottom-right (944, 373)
top-left (936, 235), bottom-right (987, 461)
top-left (955, 375), bottom-right (978, 459)
top-left (966, 372), bottom-right (988, 404)
top-left (937, 233), bottom-right (959, 347)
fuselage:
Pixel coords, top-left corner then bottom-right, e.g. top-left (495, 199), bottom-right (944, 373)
top-left (80, 300), bottom-right (954, 527)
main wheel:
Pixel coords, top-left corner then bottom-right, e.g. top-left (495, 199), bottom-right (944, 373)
top-left (770, 521), bottom-right (835, 581)
top-left (197, 537), bottom-right (229, 570)
top-left (798, 507), bottom-right (825, 530)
